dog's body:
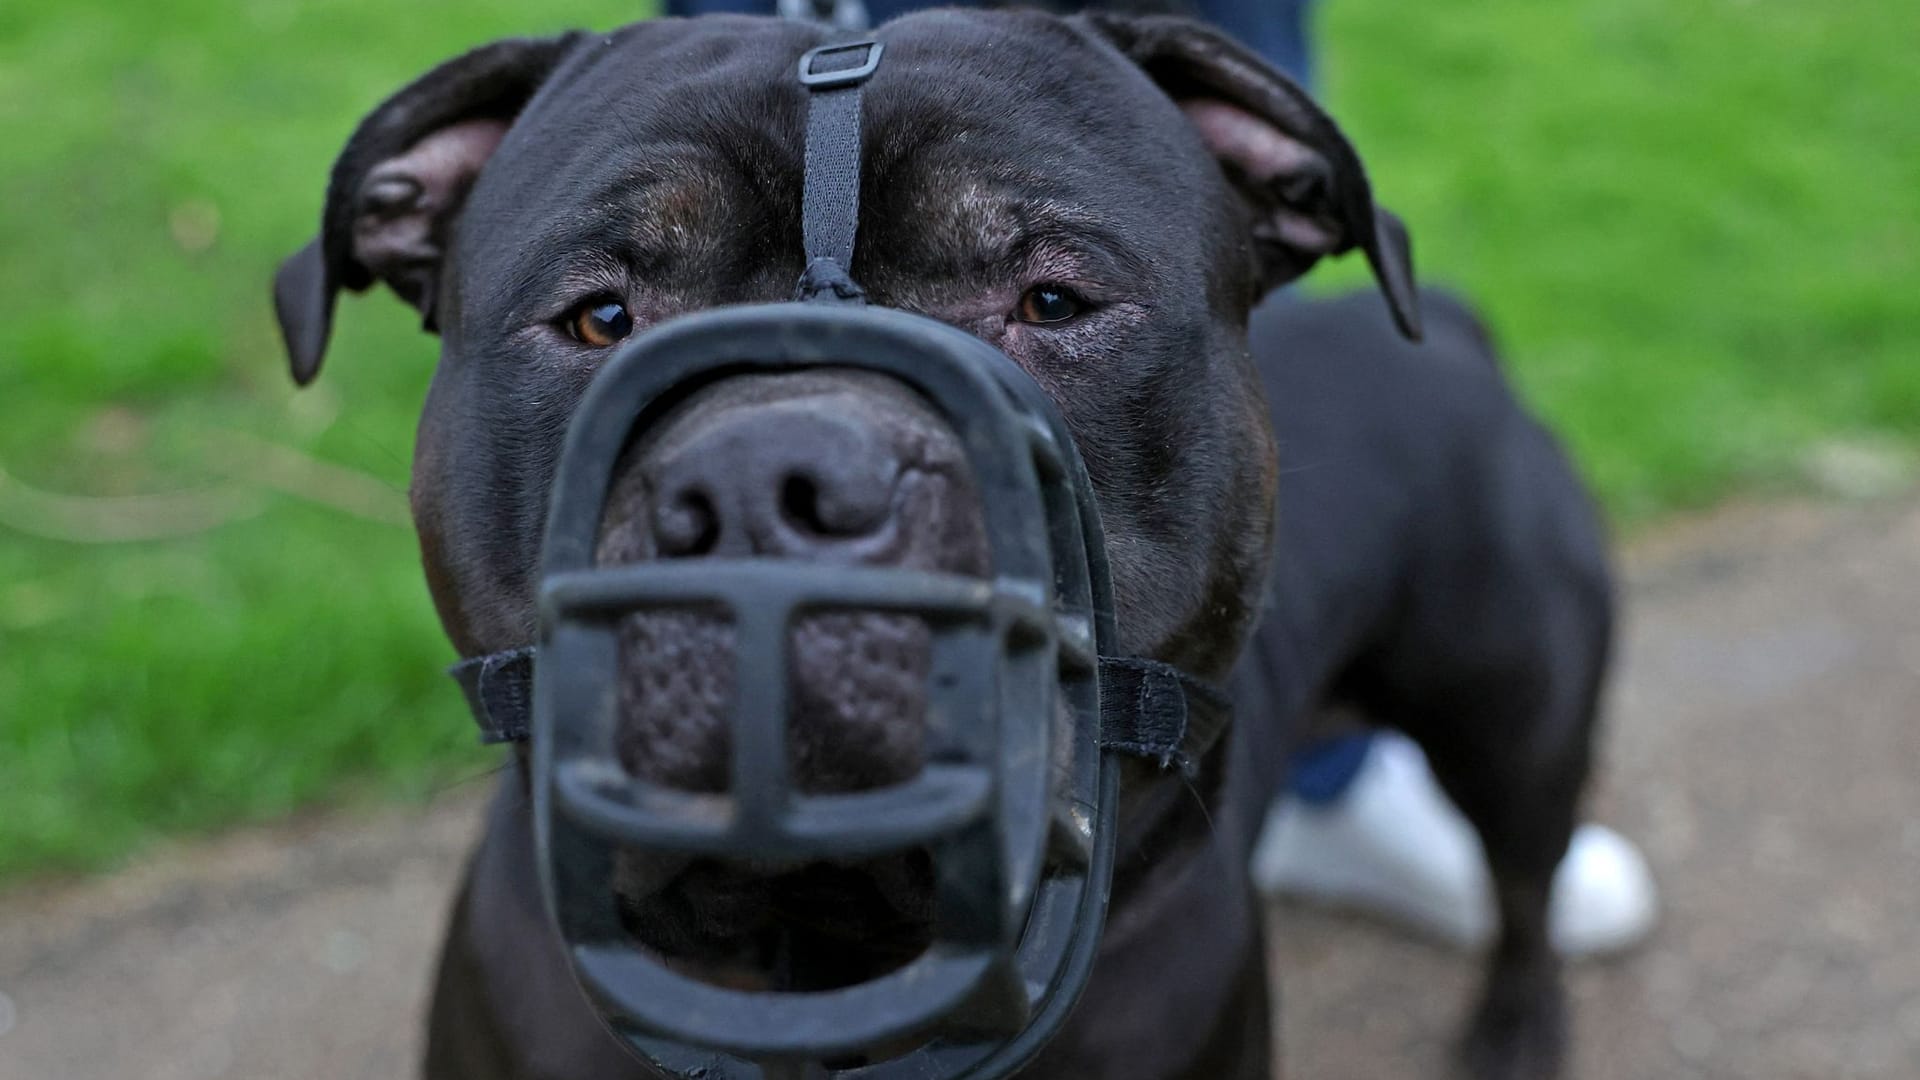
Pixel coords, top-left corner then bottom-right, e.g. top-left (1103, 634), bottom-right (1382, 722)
top-left (1232, 290), bottom-right (1610, 1076)
top-left (274, 11), bottom-right (1607, 1079)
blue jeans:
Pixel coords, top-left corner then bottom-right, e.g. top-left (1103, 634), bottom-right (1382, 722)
top-left (665, 0), bottom-right (1313, 88)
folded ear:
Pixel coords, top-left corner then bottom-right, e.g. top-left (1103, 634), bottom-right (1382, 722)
top-left (272, 32), bottom-right (585, 385)
top-left (1080, 13), bottom-right (1420, 339)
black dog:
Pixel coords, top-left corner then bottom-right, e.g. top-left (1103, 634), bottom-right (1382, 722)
top-left (273, 11), bottom-right (1606, 1078)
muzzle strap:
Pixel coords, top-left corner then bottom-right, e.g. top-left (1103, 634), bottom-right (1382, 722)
top-left (1096, 656), bottom-right (1232, 775)
top-left (793, 40), bottom-right (883, 303)
top-left (451, 645), bottom-right (534, 745)
top-left (449, 645), bottom-right (1229, 768)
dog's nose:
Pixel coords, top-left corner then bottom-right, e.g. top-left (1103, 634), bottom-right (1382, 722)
top-left (645, 404), bottom-right (902, 559)
top-left (595, 372), bottom-right (988, 797)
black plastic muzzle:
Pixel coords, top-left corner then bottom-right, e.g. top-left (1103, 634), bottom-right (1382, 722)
top-left (534, 301), bottom-right (1120, 1079)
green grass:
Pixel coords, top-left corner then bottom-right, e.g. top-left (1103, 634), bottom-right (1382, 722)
top-left (1315, 1), bottom-right (1920, 518)
top-left (0, 0), bottom-right (643, 880)
top-left (2, 0), bottom-right (1915, 881)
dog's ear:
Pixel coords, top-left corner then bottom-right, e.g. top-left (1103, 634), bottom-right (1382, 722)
top-left (273, 33), bottom-right (585, 385)
top-left (1081, 14), bottom-right (1420, 339)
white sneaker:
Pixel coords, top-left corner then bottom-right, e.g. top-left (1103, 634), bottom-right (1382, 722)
top-left (1251, 732), bottom-right (1657, 957)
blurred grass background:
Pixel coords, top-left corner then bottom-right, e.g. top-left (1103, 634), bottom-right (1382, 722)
top-left (1, 0), bottom-right (1915, 882)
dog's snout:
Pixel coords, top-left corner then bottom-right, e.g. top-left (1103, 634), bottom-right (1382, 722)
top-left (646, 406), bottom-right (902, 559)
top-left (596, 372), bottom-right (989, 798)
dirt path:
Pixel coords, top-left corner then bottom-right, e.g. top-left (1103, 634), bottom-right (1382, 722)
top-left (1272, 497), bottom-right (1920, 1079)
top-left (4, 498), bottom-right (1917, 1080)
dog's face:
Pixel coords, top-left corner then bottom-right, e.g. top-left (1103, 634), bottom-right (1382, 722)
top-left (276, 10), bottom-right (1413, 995)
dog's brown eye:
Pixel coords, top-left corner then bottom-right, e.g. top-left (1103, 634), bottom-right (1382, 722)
top-left (567, 300), bottom-right (634, 347)
top-left (1016, 285), bottom-right (1084, 325)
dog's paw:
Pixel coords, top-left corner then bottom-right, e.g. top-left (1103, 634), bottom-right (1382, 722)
top-left (1454, 975), bottom-right (1567, 1080)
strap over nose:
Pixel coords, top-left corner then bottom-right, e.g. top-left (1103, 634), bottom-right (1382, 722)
top-left (793, 40), bottom-right (883, 304)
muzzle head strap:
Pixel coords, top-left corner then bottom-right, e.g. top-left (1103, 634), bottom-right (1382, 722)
top-left (794, 40), bottom-right (882, 304)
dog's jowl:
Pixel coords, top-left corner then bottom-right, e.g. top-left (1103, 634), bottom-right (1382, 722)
top-left (275, 11), bottom-right (1609, 1080)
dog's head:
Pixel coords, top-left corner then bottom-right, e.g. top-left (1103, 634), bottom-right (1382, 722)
top-left (275, 10), bottom-right (1413, 995)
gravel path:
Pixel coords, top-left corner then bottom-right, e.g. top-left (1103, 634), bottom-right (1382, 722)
top-left (3, 497), bottom-right (1916, 1079)
top-left (1271, 497), bottom-right (1920, 1079)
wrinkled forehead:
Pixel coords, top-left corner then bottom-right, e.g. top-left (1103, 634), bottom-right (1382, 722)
top-left (861, 13), bottom-right (1210, 226)
top-left (468, 11), bottom-right (1209, 275)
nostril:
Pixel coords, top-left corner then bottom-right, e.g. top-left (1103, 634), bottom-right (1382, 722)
top-left (781, 473), bottom-right (830, 536)
top-left (781, 470), bottom-right (892, 540)
top-left (653, 490), bottom-right (719, 557)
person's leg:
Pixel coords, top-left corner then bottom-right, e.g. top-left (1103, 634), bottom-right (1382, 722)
top-left (664, 0), bottom-right (767, 15)
top-left (667, 0), bottom-right (1315, 77)
top-left (1192, 0), bottom-right (1315, 87)
top-left (1286, 730), bottom-right (1371, 804)
top-left (861, 0), bottom-right (936, 23)
top-left (1255, 730), bottom-right (1657, 956)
